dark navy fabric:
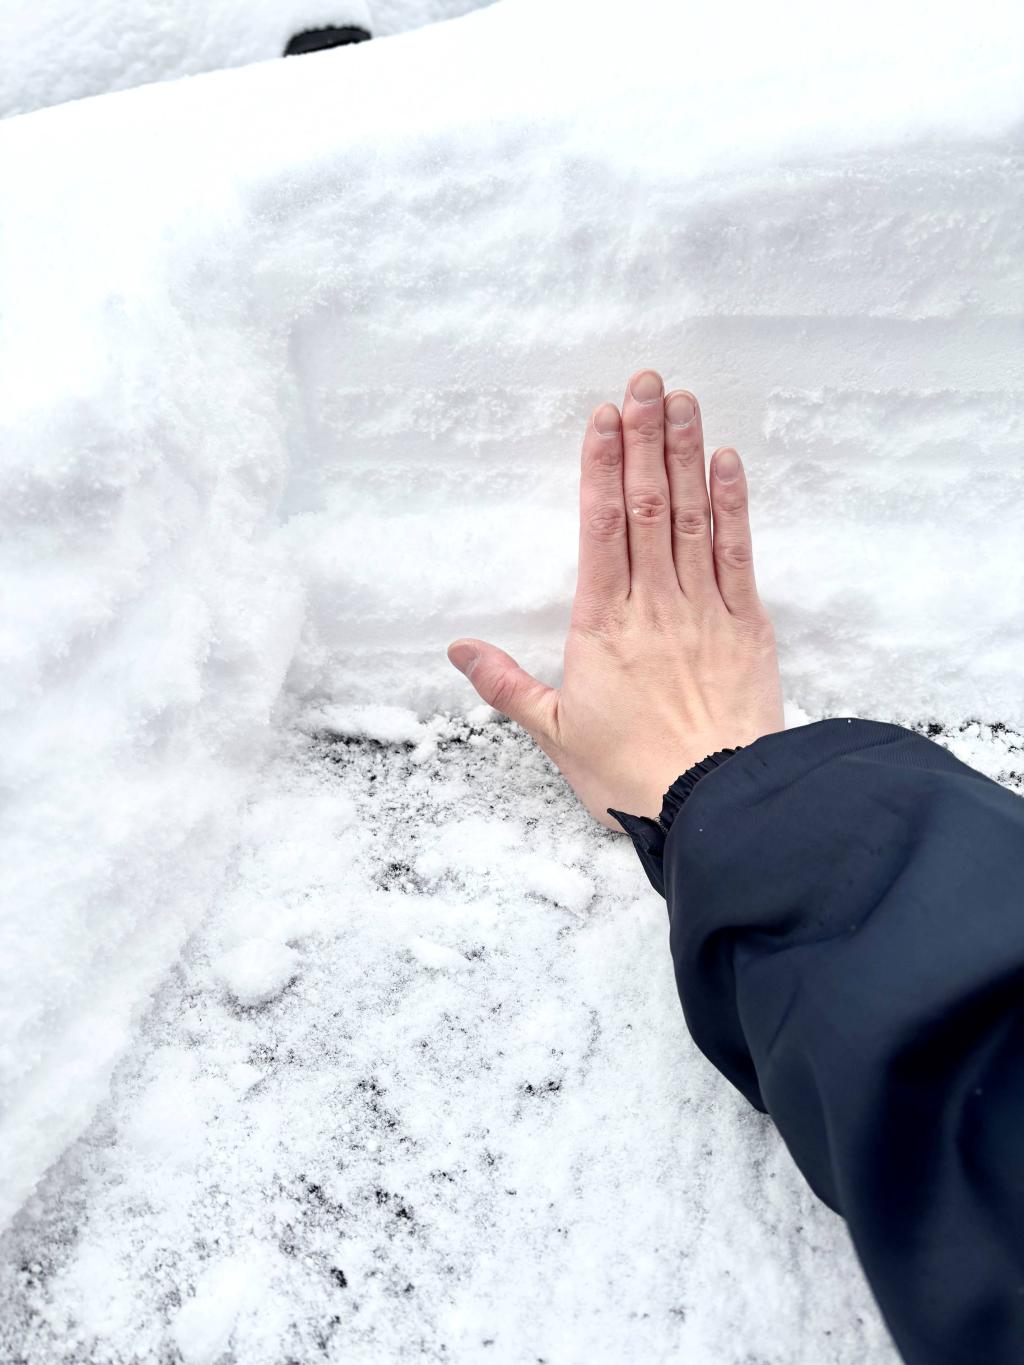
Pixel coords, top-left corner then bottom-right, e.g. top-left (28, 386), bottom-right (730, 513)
top-left (621, 718), bottom-right (1024, 1365)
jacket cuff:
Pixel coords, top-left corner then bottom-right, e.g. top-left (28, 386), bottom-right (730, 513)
top-left (608, 747), bottom-right (741, 897)
top-left (657, 748), bottom-right (742, 832)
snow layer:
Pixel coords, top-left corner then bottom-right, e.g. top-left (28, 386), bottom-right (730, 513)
top-left (1, 0), bottom-right (1023, 1357)
top-left (0, 0), bottom-right (496, 119)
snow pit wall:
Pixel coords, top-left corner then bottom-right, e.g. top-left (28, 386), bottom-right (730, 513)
top-left (0, 0), bottom-right (1022, 1229)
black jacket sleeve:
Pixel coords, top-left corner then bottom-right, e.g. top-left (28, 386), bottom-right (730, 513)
top-left (610, 718), bottom-right (1024, 1365)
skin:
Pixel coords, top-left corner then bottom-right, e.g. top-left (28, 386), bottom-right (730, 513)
top-left (447, 369), bottom-right (785, 829)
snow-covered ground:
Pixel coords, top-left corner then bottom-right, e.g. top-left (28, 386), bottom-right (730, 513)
top-left (3, 716), bottom-right (1022, 1364)
top-left (1, 0), bottom-right (1022, 1360)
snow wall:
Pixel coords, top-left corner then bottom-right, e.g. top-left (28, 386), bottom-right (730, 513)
top-left (1, 0), bottom-right (1022, 1229)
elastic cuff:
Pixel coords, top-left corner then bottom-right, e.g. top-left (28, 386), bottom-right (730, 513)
top-left (608, 746), bottom-right (742, 898)
top-left (657, 748), bottom-right (741, 833)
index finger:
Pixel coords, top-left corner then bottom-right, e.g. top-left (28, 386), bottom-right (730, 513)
top-left (572, 402), bottom-right (629, 631)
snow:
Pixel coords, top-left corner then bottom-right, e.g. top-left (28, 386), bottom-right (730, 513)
top-left (171, 1255), bottom-right (266, 1365)
top-left (309, 701), bottom-right (430, 745)
top-left (1, 0), bottom-right (1022, 1359)
top-left (215, 938), bottom-right (302, 1007)
top-left (0, 723), bottom-right (905, 1363)
top-left (414, 815), bottom-right (597, 913)
top-left (0, 0), bottom-right (496, 119)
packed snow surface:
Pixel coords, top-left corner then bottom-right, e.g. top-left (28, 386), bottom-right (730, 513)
top-left (1, 0), bottom-right (1022, 1359)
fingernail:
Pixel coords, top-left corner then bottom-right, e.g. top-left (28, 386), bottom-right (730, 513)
top-left (629, 370), bottom-right (663, 404)
top-left (665, 392), bottom-right (696, 427)
top-left (715, 448), bottom-right (741, 483)
top-left (448, 642), bottom-right (479, 676)
top-left (593, 404), bottom-right (621, 436)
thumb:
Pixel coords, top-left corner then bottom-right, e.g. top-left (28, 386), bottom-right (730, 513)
top-left (447, 638), bottom-right (558, 743)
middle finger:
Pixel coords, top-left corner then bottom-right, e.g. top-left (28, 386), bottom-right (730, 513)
top-left (621, 368), bottom-right (676, 598)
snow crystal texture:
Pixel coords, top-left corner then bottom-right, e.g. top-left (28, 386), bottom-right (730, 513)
top-left (1, 0), bottom-right (1022, 1360)
top-left (0, 0), bottom-right (496, 119)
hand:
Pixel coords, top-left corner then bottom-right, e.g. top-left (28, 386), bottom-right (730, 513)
top-left (447, 369), bottom-right (785, 829)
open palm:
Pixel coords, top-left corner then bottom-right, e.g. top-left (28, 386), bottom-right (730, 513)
top-left (448, 369), bottom-right (784, 827)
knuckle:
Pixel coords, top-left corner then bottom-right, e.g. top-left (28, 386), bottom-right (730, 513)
top-left (587, 441), bottom-right (621, 471)
top-left (586, 504), bottom-right (627, 540)
top-left (715, 490), bottom-right (748, 516)
top-left (573, 605), bottom-right (628, 643)
top-left (672, 504), bottom-right (710, 538)
top-left (630, 417), bottom-right (663, 444)
top-left (626, 489), bottom-right (669, 523)
top-left (487, 674), bottom-right (519, 715)
top-left (737, 611), bottom-right (776, 649)
top-left (668, 435), bottom-right (703, 469)
top-left (716, 539), bottom-right (753, 570)
top-left (632, 592), bottom-right (683, 633)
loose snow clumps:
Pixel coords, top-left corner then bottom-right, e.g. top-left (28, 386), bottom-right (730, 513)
top-left (215, 939), bottom-right (301, 1007)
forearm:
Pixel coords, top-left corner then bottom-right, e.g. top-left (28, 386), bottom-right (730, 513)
top-left (615, 719), bottom-right (1024, 1365)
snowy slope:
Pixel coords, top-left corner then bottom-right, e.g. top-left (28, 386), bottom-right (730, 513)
top-left (0, 0), bottom-right (496, 119)
top-left (1, 0), bottom-right (1022, 1358)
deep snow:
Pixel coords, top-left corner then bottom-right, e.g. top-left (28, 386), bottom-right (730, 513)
top-left (0, 0), bottom-right (497, 119)
top-left (1, 0), bottom-right (1022, 1359)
